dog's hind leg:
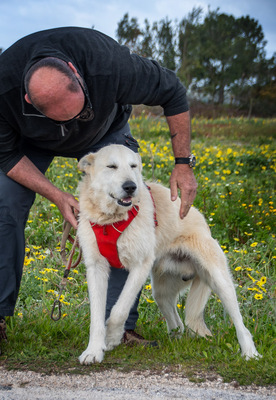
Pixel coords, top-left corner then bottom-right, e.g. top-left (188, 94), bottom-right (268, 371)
top-left (151, 268), bottom-right (190, 335)
top-left (188, 236), bottom-right (261, 359)
top-left (206, 265), bottom-right (261, 359)
top-left (185, 276), bottom-right (212, 337)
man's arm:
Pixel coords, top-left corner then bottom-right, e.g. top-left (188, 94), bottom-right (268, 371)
top-left (166, 111), bottom-right (197, 219)
top-left (7, 156), bottom-right (79, 229)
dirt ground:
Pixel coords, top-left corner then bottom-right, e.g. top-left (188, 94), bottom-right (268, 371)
top-left (0, 367), bottom-right (275, 400)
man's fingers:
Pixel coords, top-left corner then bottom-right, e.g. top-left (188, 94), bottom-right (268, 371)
top-left (56, 192), bottom-right (79, 230)
top-left (170, 179), bottom-right (178, 202)
top-left (170, 165), bottom-right (197, 218)
top-left (180, 200), bottom-right (192, 219)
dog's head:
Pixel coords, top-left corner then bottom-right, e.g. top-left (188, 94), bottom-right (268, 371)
top-left (78, 145), bottom-right (143, 212)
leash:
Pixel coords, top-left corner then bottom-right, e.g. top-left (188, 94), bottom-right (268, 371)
top-left (51, 221), bottom-right (82, 321)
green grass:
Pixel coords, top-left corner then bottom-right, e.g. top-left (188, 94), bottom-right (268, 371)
top-left (1, 116), bottom-right (275, 386)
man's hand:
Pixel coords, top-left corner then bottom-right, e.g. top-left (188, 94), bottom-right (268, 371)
top-left (7, 155), bottom-right (80, 228)
top-left (54, 191), bottom-right (80, 229)
top-left (166, 111), bottom-right (197, 218)
top-left (170, 164), bottom-right (197, 219)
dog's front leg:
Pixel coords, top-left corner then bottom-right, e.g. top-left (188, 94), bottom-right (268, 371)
top-left (79, 263), bottom-right (109, 364)
top-left (105, 263), bottom-right (152, 350)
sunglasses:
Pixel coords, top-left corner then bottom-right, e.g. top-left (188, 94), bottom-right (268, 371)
top-left (47, 77), bottom-right (94, 125)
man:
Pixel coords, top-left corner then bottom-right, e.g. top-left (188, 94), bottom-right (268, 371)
top-left (0, 27), bottom-right (197, 350)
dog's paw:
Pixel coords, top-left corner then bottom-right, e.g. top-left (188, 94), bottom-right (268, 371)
top-left (105, 334), bottom-right (123, 351)
top-left (79, 347), bottom-right (105, 364)
top-left (242, 348), bottom-right (262, 360)
top-left (105, 328), bottom-right (124, 351)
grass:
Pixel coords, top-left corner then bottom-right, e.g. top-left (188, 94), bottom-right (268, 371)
top-left (1, 115), bottom-right (275, 386)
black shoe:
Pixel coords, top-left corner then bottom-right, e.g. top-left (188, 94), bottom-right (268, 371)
top-left (0, 317), bottom-right (7, 356)
top-left (122, 329), bottom-right (158, 348)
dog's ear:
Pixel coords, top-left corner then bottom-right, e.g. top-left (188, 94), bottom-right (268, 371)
top-left (78, 153), bottom-right (95, 172)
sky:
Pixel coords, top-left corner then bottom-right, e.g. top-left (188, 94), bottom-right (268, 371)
top-left (0, 0), bottom-right (275, 58)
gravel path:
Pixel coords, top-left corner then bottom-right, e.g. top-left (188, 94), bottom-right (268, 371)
top-left (0, 367), bottom-right (275, 400)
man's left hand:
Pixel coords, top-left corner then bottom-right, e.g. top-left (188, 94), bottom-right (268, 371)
top-left (170, 164), bottom-right (197, 219)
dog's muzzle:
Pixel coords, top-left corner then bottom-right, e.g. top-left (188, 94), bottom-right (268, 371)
top-left (110, 180), bottom-right (137, 207)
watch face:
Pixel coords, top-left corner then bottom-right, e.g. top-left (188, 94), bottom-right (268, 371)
top-left (190, 155), bottom-right (196, 167)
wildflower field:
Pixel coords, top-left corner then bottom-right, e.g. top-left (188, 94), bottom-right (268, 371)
top-left (1, 115), bottom-right (275, 385)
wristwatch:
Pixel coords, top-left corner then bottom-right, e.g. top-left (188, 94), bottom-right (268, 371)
top-left (175, 154), bottom-right (196, 168)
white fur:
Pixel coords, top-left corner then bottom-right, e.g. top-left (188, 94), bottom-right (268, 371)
top-left (77, 144), bottom-right (260, 364)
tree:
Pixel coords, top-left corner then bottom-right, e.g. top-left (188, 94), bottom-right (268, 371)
top-left (153, 17), bottom-right (177, 70)
top-left (116, 15), bottom-right (177, 70)
top-left (116, 13), bottom-right (142, 53)
top-left (137, 19), bottom-right (156, 59)
top-left (115, 10), bottom-right (274, 115)
top-left (190, 10), bottom-right (268, 105)
top-left (231, 54), bottom-right (276, 117)
top-left (178, 7), bottom-right (203, 87)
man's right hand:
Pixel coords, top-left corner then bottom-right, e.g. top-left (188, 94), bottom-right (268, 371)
top-left (54, 191), bottom-right (79, 229)
top-left (7, 155), bottom-right (80, 229)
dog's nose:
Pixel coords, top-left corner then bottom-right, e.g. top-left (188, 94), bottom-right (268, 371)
top-left (122, 181), bottom-right (137, 195)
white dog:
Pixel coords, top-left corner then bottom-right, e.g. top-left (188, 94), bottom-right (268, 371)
top-left (77, 144), bottom-right (260, 364)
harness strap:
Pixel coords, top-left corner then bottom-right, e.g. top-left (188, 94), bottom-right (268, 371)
top-left (146, 185), bottom-right (158, 227)
top-left (91, 206), bottom-right (139, 269)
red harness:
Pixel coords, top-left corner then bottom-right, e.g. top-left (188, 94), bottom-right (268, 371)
top-left (90, 186), bottom-right (157, 269)
top-left (90, 207), bottom-right (139, 268)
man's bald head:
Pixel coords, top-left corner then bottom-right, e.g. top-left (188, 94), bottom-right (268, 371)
top-left (24, 57), bottom-right (85, 121)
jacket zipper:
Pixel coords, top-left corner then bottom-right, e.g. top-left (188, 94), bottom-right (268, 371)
top-left (23, 112), bottom-right (67, 137)
top-left (61, 125), bottom-right (65, 137)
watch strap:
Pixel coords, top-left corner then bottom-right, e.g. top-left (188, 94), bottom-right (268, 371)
top-left (175, 157), bottom-right (190, 165)
top-left (175, 154), bottom-right (196, 168)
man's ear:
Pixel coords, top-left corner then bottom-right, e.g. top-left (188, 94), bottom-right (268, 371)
top-left (68, 62), bottom-right (81, 79)
top-left (78, 153), bottom-right (95, 172)
top-left (24, 93), bottom-right (32, 104)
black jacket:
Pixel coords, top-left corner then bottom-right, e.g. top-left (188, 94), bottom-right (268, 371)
top-left (0, 27), bottom-right (189, 174)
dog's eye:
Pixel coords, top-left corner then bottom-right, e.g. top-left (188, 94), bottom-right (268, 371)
top-left (107, 165), bottom-right (118, 169)
top-left (131, 164), bottom-right (137, 169)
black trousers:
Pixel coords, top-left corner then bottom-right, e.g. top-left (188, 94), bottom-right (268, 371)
top-left (0, 124), bottom-right (140, 329)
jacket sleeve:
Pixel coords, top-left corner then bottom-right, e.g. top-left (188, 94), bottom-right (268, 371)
top-left (0, 115), bottom-right (24, 174)
top-left (115, 51), bottom-right (189, 116)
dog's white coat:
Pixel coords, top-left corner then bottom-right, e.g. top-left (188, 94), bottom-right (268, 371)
top-left (77, 144), bottom-right (260, 364)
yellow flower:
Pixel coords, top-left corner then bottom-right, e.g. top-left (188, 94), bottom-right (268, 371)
top-left (235, 267), bottom-right (242, 271)
top-left (24, 257), bottom-right (35, 266)
top-left (145, 284), bottom-right (152, 290)
top-left (254, 294), bottom-right (263, 300)
top-left (247, 273), bottom-right (256, 282)
top-left (258, 276), bottom-right (267, 285)
top-left (250, 242), bottom-right (258, 247)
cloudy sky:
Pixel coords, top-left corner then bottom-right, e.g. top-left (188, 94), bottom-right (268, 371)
top-left (1, 0), bottom-right (275, 58)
